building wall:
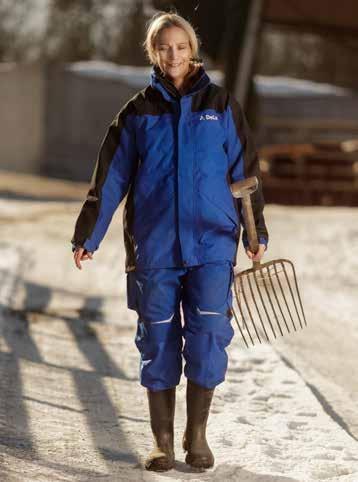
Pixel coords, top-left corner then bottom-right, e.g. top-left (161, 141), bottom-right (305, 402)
top-left (43, 65), bottom-right (138, 182)
top-left (0, 62), bottom-right (45, 174)
top-left (0, 62), bottom-right (141, 182)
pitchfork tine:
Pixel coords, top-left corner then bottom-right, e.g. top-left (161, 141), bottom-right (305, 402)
top-left (273, 262), bottom-right (296, 331)
top-left (234, 277), bottom-right (255, 346)
top-left (260, 266), bottom-right (284, 337)
top-left (289, 261), bottom-right (308, 326)
top-left (239, 275), bottom-right (262, 343)
top-left (281, 261), bottom-right (304, 329)
top-left (264, 267), bottom-right (286, 336)
top-left (247, 272), bottom-right (270, 342)
top-left (231, 304), bottom-right (250, 348)
top-left (253, 269), bottom-right (277, 339)
top-left (266, 265), bottom-right (291, 334)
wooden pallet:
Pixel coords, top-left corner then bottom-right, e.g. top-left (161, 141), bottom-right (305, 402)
top-left (259, 141), bottom-right (358, 206)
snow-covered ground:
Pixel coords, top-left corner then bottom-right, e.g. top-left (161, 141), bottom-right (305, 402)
top-left (0, 173), bottom-right (357, 481)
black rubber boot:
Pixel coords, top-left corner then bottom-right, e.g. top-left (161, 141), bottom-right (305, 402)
top-left (182, 379), bottom-right (215, 468)
top-left (145, 387), bottom-right (176, 471)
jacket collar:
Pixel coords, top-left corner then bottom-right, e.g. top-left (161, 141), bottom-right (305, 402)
top-left (150, 63), bottom-right (210, 101)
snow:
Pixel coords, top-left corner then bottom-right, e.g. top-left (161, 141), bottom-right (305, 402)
top-left (67, 60), bottom-right (224, 87)
top-left (66, 61), bottom-right (353, 98)
top-left (254, 75), bottom-right (351, 97)
top-left (0, 188), bottom-right (357, 481)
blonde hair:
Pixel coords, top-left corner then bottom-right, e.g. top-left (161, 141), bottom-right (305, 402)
top-left (143, 11), bottom-right (203, 67)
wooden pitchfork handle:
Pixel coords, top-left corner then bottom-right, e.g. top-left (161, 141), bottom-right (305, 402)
top-left (230, 176), bottom-right (261, 270)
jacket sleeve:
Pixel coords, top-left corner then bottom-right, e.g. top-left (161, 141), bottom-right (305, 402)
top-left (71, 101), bottom-right (138, 254)
top-left (225, 93), bottom-right (269, 250)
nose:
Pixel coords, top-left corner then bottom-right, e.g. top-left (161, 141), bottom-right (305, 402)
top-left (168, 47), bottom-right (178, 60)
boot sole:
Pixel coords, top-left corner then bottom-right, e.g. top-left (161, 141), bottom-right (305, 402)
top-left (183, 442), bottom-right (214, 469)
top-left (185, 453), bottom-right (214, 469)
top-left (145, 456), bottom-right (175, 472)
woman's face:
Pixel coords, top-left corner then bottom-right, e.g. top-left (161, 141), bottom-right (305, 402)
top-left (155, 26), bottom-right (192, 83)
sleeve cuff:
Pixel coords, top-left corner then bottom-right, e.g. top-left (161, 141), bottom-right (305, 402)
top-left (259, 236), bottom-right (268, 250)
top-left (83, 238), bottom-right (98, 253)
top-left (242, 236), bottom-right (268, 251)
top-left (72, 239), bottom-right (98, 253)
top-left (72, 242), bottom-right (86, 254)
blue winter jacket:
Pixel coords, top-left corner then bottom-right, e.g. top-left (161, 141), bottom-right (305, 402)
top-left (71, 64), bottom-right (268, 272)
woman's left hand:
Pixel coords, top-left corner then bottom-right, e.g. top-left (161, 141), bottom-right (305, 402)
top-left (245, 243), bottom-right (266, 262)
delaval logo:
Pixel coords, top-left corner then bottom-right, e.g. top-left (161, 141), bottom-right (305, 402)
top-left (199, 114), bottom-right (218, 121)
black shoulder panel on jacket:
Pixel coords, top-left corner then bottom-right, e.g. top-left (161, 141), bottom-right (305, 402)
top-left (191, 83), bottom-right (228, 114)
top-left (227, 94), bottom-right (258, 179)
top-left (131, 86), bottom-right (172, 116)
top-left (226, 94), bottom-right (246, 161)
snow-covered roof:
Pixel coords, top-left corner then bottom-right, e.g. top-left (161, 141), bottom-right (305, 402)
top-left (254, 75), bottom-right (351, 97)
top-left (66, 60), bottom-right (224, 88)
top-left (66, 61), bottom-right (352, 97)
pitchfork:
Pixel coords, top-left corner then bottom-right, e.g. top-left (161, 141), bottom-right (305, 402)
top-left (230, 176), bottom-right (308, 348)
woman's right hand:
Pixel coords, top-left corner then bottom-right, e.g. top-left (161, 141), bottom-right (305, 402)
top-left (73, 247), bottom-right (93, 270)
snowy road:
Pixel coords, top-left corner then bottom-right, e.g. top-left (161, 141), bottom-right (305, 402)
top-left (0, 173), bottom-right (357, 481)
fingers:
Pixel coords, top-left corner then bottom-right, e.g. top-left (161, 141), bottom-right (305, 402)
top-left (82, 252), bottom-right (93, 260)
top-left (74, 248), bottom-right (83, 270)
top-left (73, 248), bottom-right (93, 270)
top-left (245, 244), bottom-right (266, 262)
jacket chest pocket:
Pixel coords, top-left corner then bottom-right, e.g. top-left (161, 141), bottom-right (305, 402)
top-left (190, 113), bottom-right (226, 154)
top-left (190, 113), bottom-right (228, 176)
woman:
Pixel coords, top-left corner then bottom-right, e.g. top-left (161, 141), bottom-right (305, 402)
top-left (71, 11), bottom-right (268, 472)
